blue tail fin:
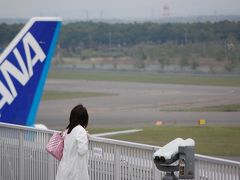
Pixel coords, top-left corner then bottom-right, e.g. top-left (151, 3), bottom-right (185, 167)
top-left (0, 17), bottom-right (62, 126)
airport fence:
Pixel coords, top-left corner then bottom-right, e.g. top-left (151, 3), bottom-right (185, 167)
top-left (0, 122), bottom-right (239, 180)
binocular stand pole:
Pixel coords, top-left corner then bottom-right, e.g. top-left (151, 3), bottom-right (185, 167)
top-left (162, 172), bottom-right (178, 180)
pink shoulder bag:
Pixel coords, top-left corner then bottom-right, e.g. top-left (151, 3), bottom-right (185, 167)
top-left (46, 131), bottom-right (67, 160)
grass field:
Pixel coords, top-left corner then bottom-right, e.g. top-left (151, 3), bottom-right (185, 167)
top-left (48, 71), bottom-right (240, 87)
top-left (89, 126), bottom-right (240, 157)
top-left (164, 104), bottom-right (240, 112)
top-left (185, 104), bottom-right (240, 112)
top-left (42, 90), bottom-right (116, 100)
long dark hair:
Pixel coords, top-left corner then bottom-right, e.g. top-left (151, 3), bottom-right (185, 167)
top-left (66, 104), bottom-right (89, 134)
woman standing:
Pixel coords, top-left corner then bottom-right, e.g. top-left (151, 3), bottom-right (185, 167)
top-left (56, 104), bottom-right (89, 180)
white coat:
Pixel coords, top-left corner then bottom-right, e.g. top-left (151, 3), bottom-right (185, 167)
top-left (55, 125), bottom-right (89, 180)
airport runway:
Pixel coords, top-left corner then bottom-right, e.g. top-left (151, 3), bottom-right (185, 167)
top-left (36, 79), bottom-right (240, 129)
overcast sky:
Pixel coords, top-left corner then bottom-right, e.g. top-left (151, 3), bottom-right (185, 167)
top-left (1, 0), bottom-right (240, 19)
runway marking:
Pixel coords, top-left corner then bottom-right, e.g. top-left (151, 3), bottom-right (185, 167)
top-left (92, 129), bottom-right (143, 137)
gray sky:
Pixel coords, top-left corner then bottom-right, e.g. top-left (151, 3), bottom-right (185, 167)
top-left (1, 0), bottom-right (240, 19)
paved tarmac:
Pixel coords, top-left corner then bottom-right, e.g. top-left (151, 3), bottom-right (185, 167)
top-left (36, 79), bottom-right (240, 130)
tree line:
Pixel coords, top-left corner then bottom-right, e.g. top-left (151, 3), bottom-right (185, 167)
top-left (0, 20), bottom-right (240, 50)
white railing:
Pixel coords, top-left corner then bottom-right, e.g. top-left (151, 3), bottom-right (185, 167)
top-left (0, 122), bottom-right (239, 180)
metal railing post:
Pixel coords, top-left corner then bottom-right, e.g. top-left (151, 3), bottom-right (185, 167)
top-left (114, 145), bottom-right (121, 180)
top-left (47, 155), bottom-right (55, 180)
top-left (47, 133), bottom-right (55, 180)
top-left (19, 130), bottom-right (24, 180)
top-left (238, 165), bottom-right (240, 180)
top-left (0, 137), bottom-right (3, 180)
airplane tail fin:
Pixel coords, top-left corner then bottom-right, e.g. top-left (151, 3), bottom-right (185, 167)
top-left (0, 17), bottom-right (62, 126)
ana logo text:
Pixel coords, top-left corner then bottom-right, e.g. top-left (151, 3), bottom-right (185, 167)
top-left (0, 32), bottom-right (46, 109)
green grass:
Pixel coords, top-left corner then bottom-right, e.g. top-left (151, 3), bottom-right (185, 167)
top-left (162, 104), bottom-right (240, 112)
top-left (42, 90), bottom-right (116, 100)
top-left (48, 71), bottom-right (240, 87)
top-left (105, 126), bottom-right (240, 156)
top-left (184, 104), bottom-right (240, 112)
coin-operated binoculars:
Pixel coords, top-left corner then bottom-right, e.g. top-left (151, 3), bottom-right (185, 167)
top-left (153, 138), bottom-right (195, 180)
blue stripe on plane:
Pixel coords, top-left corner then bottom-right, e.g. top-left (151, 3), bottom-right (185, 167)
top-left (26, 22), bottom-right (62, 126)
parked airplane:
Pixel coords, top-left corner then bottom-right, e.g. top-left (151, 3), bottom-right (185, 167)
top-left (0, 17), bottom-right (62, 128)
